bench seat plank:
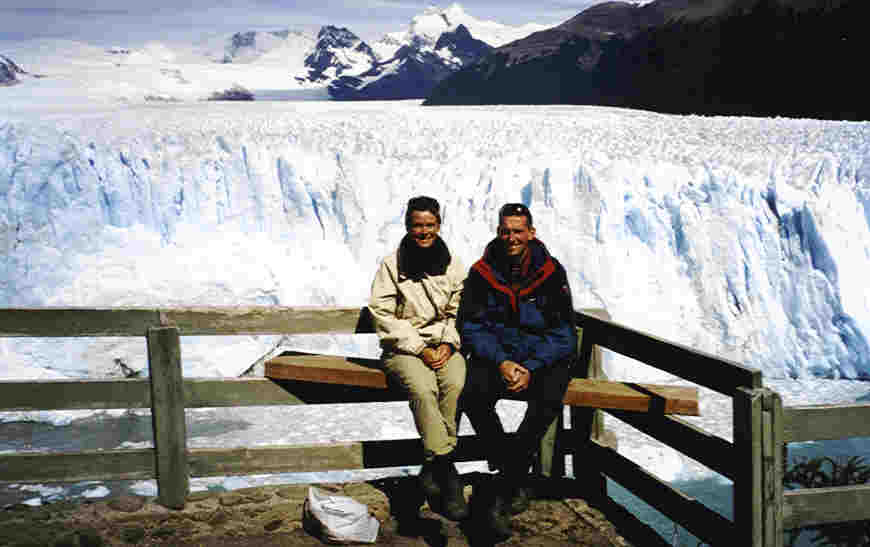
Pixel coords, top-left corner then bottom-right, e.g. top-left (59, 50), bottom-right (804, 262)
top-left (265, 354), bottom-right (699, 416)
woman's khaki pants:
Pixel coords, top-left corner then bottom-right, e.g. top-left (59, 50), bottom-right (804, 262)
top-left (381, 352), bottom-right (466, 461)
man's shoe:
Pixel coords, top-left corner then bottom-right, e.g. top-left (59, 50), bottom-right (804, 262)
top-left (471, 485), bottom-right (513, 543)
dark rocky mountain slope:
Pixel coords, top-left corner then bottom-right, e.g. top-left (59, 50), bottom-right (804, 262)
top-left (424, 0), bottom-right (869, 121)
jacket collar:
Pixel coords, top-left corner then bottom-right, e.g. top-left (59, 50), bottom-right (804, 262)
top-left (471, 238), bottom-right (557, 312)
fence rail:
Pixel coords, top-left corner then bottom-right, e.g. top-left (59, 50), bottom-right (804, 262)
top-left (1, 306), bottom-right (868, 545)
top-left (763, 394), bottom-right (870, 535)
top-left (576, 311), bottom-right (761, 545)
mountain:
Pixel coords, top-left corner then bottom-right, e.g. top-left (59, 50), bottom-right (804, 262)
top-left (328, 25), bottom-right (492, 100)
top-left (196, 29), bottom-right (317, 66)
top-left (300, 4), bottom-right (545, 99)
top-left (296, 26), bottom-right (378, 84)
top-left (0, 54), bottom-right (25, 86)
top-left (371, 3), bottom-right (548, 59)
top-left (424, 0), bottom-right (870, 121)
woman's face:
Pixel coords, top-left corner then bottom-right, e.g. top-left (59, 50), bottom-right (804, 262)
top-left (407, 210), bottom-right (440, 249)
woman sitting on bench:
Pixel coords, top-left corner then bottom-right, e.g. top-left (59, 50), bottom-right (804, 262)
top-left (369, 196), bottom-right (469, 521)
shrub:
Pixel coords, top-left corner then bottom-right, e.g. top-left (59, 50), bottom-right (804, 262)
top-left (784, 455), bottom-right (870, 547)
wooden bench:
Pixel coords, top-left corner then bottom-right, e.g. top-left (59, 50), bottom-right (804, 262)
top-left (265, 354), bottom-right (699, 415)
top-left (264, 307), bottom-right (699, 416)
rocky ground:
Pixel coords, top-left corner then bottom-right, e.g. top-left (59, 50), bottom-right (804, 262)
top-left (0, 474), bottom-right (632, 547)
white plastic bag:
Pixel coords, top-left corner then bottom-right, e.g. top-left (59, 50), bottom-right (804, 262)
top-left (302, 486), bottom-right (379, 544)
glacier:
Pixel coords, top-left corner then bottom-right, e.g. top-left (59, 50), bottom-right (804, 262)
top-left (2, 101), bottom-right (869, 384)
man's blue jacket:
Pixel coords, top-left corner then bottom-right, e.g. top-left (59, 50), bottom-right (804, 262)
top-left (459, 238), bottom-right (577, 372)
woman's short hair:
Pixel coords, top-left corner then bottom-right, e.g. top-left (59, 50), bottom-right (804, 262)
top-left (405, 196), bottom-right (441, 229)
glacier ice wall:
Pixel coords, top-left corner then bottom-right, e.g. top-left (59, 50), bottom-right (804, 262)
top-left (1, 102), bottom-right (869, 381)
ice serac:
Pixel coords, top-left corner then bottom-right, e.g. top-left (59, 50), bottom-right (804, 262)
top-left (1, 105), bottom-right (869, 382)
top-left (0, 54), bottom-right (25, 86)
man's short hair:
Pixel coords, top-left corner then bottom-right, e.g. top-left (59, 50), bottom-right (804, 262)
top-left (498, 203), bottom-right (533, 228)
top-left (405, 196), bottom-right (441, 229)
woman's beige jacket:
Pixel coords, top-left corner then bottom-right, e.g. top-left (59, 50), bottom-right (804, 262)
top-left (369, 247), bottom-right (466, 356)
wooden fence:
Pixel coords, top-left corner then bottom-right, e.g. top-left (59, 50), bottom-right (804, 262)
top-left (0, 307), bottom-right (868, 546)
top-left (764, 392), bottom-right (870, 544)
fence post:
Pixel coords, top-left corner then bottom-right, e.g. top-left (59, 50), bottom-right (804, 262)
top-left (566, 317), bottom-right (607, 500)
top-left (762, 389), bottom-right (784, 547)
top-left (734, 386), bottom-right (763, 546)
top-left (147, 326), bottom-right (189, 509)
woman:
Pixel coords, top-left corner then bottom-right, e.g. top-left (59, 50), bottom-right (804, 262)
top-left (369, 196), bottom-right (468, 520)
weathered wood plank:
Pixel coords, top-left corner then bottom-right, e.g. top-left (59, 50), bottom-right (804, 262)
top-left (147, 327), bottom-right (189, 509)
top-left (159, 306), bottom-right (363, 335)
top-left (187, 436), bottom-right (503, 477)
top-left (762, 389), bottom-right (784, 547)
top-left (0, 377), bottom-right (311, 411)
top-left (588, 439), bottom-right (734, 545)
top-left (0, 379), bottom-right (152, 411)
top-left (575, 312), bottom-right (762, 396)
top-left (188, 444), bottom-right (365, 477)
top-left (733, 387), bottom-right (763, 547)
top-left (266, 355), bottom-right (700, 414)
top-left (183, 378), bottom-right (307, 407)
top-left (604, 410), bottom-right (734, 479)
top-left (0, 306), bottom-right (365, 337)
top-left (564, 380), bottom-right (699, 415)
top-left (0, 308), bottom-right (159, 337)
top-left (267, 355), bottom-right (386, 388)
top-left (782, 403), bottom-right (870, 443)
top-left (783, 484), bottom-right (870, 529)
top-left (0, 449), bottom-right (155, 483)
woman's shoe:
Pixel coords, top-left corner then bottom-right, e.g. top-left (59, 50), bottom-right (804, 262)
top-left (434, 454), bottom-right (469, 521)
top-left (419, 461), bottom-right (440, 503)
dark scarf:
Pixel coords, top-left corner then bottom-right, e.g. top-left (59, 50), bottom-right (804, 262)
top-left (398, 234), bottom-right (451, 280)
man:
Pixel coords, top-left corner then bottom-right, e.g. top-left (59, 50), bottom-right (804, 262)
top-left (458, 203), bottom-right (577, 539)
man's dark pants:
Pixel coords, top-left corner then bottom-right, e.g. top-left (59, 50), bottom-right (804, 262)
top-left (459, 356), bottom-right (574, 478)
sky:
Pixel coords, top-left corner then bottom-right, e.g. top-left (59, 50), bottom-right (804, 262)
top-left (0, 1), bottom-right (603, 48)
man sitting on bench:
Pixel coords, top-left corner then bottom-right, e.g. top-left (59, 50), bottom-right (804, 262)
top-left (458, 203), bottom-right (577, 540)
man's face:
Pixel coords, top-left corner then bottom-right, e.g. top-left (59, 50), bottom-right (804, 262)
top-left (407, 210), bottom-right (440, 248)
top-left (498, 215), bottom-right (535, 257)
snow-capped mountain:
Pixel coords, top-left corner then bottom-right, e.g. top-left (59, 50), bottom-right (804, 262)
top-left (329, 24), bottom-right (492, 100)
top-left (371, 3), bottom-right (548, 60)
top-left (298, 4), bottom-right (548, 98)
top-left (0, 4), bottom-right (547, 101)
top-left (296, 26), bottom-right (378, 84)
top-left (0, 54), bottom-right (25, 86)
top-left (217, 29), bottom-right (316, 68)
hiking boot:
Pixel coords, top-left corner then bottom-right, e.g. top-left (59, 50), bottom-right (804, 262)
top-left (507, 485), bottom-right (531, 515)
top-left (418, 461), bottom-right (440, 503)
top-left (436, 455), bottom-right (469, 521)
top-left (499, 464), bottom-right (531, 514)
top-left (470, 480), bottom-right (512, 542)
